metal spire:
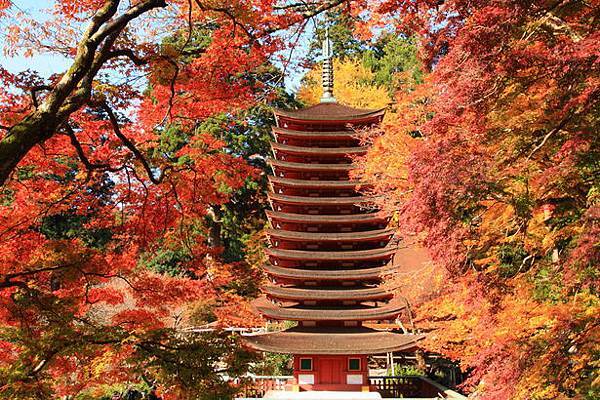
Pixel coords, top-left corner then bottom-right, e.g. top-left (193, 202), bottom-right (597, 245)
top-left (320, 26), bottom-right (336, 103)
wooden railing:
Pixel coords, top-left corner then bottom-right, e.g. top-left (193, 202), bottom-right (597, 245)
top-left (368, 375), bottom-right (424, 398)
top-left (234, 375), bottom-right (292, 398)
top-left (235, 375), bottom-right (463, 399)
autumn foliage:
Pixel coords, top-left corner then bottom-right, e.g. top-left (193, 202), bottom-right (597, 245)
top-left (0, 0), bottom-right (598, 399)
top-left (298, 1), bottom-right (599, 398)
top-left (0, 0), bottom-right (341, 397)
top-left (355, 1), bottom-right (599, 399)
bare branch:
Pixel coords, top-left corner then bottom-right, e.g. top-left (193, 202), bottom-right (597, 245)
top-left (89, 0), bottom-right (167, 45)
top-left (106, 48), bottom-right (149, 66)
top-left (542, 12), bottom-right (583, 42)
top-left (274, 1), bottom-right (316, 11)
top-left (1, 263), bottom-right (78, 290)
top-left (265, 0), bottom-right (348, 34)
top-left (47, 0), bottom-right (123, 111)
top-left (85, 0), bottom-right (121, 41)
top-left (526, 116), bottom-right (572, 161)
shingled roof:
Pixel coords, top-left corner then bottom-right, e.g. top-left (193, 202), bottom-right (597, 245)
top-left (265, 228), bottom-right (395, 242)
top-left (272, 127), bottom-right (358, 139)
top-left (274, 102), bottom-right (386, 122)
top-left (268, 193), bottom-right (377, 205)
top-left (266, 247), bottom-right (396, 261)
top-left (269, 176), bottom-right (369, 189)
top-left (263, 285), bottom-right (394, 302)
top-left (263, 264), bottom-right (397, 281)
top-left (271, 142), bottom-right (368, 156)
top-left (244, 326), bottom-right (423, 355)
top-left (252, 296), bottom-right (406, 321)
top-left (269, 159), bottom-right (354, 172)
top-left (266, 210), bottom-right (388, 224)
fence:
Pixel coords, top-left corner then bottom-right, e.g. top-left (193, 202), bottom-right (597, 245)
top-left (368, 376), bottom-right (424, 398)
top-left (235, 375), bottom-right (464, 399)
top-left (234, 375), bottom-right (292, 398)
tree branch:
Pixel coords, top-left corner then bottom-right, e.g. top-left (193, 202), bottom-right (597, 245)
top-left (193, 0), bottom-right (258, 41)
top-left (265, 0), bottom-right (348, 34)
top-left (1, 263), bottom-right (77, 290)
top-left (89, 0), bottom-right (167, 45)
top-left (30, 85), bottom-right (53, 109)
top-left (0, 0), bottom-right (344, 187)
top-left (0, 1), bottom-right (167, 187)
top-left (97, 100), bottom-right (170, 184)
top-left (106, 48), bottom-right (149, 66)
top-left (526, 115), bottom-right (572, 161)
top-left (64, 123), bottom-right (127, 173)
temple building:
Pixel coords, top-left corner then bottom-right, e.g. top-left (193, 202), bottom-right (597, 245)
top-left (244, 29), bottom-right (423, 394)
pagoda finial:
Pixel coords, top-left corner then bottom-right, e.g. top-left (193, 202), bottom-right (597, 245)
top-left (320, 26), bottom-right (336, 103)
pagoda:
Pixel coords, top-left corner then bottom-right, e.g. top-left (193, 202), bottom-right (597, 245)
top-left (244, 29), bottom-right (422, 392)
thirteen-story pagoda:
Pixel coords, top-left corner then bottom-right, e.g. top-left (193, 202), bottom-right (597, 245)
top-left (245, 29), bottom-right (422, 392)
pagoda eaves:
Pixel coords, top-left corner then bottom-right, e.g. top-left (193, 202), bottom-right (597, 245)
top-left (245, 94), bottom-right (421, 392)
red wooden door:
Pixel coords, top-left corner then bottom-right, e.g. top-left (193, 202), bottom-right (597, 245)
top-left (319, 358), bottom-right (344, 384)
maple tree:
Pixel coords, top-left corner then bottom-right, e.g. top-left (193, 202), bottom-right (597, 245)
top-left (354, 0), bottom-right (599, 399)
top-left (0, 0), bottom-right (348, 398)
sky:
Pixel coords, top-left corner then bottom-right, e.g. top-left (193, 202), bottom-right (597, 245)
top-left (0, 0), bottom-right (314, 94)
top-left (0, 1), bottom-right (71, 77)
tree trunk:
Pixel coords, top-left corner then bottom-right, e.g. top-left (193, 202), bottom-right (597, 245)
top-left (0, 111), bottom-right (59, 185)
